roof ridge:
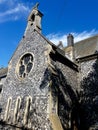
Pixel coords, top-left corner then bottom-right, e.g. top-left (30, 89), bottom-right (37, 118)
top-left (75, 34), bottom-right (98, 45)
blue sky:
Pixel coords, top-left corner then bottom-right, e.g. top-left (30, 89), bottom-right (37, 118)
top-left (0, 0), bottom-right (98, 67)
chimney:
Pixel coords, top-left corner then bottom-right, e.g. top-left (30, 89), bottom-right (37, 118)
top-left (67, 34), bottom-right (74, 46)
top-left (57, 41), bottom-right (63, 49)
top-left (65, 34), bottom-right (75, 61)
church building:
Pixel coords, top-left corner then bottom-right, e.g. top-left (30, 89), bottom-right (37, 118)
top-left (0, 3), bottom-right (98, 130)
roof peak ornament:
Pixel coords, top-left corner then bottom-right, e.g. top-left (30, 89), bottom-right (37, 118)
top-left (24, 2), bottom-right (43, 34)
top-left (33, 2), bottom-right (39, 10)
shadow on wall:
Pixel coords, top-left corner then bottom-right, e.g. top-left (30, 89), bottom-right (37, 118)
top-left (40, 59), bottom-right (98, 130)
top-left (79, 59), bottom-right (98, 130)
top-left (40, 66), bottom-right (79, 130)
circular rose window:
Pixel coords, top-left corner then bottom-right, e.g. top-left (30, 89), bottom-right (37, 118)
top-left (18, 53), bottom-right (33, 78)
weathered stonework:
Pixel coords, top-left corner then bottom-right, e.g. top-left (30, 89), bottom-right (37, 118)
top-left (0, 3), bottom-right (98, 130)
top-left (0, 19), bottom-right (79, 130)
top-left (0, 25), bottom-right (53, 129)
top-left (78, 59), bottom-right (98, 130)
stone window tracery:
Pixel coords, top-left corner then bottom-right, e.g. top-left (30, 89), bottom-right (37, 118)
top-left (18, 53), bottom-right (33, 78)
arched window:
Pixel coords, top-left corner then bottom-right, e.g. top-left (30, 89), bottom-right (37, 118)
top-left (18, 53), bottom-right (34, 78)
top-left (13, 97), bottom-right (21, 123)
top-left (31, 14), bottom-right (35, 22)
top-left (23, 96), bottom-right (32, 125)
top-left (4, 97), bottom-right (12, 121)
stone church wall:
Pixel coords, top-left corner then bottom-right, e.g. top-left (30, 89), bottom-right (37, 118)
top-left (49, 55), bottom-right (79, 129)
top-left (0, 30), bottom-right (53, 130)
top-left (78, 58), bottom-right (98, 130)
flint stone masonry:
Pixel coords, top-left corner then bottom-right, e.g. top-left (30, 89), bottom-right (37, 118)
top-left (0, 25), bottom-right (79, 129)
top-left (0, 29), bottom-right (53, 129)
top-left (1, 3), bottom-right (98, 130)
top-left (48, 53), bottom-right (78, 129)
top-left (78, 59), bottom-right (98, 130)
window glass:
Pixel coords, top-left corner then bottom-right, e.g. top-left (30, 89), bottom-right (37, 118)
top-left (18, 53), bottom-right (33, 78)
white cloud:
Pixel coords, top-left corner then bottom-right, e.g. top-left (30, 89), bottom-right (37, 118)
top-left (0, 0), bottom-right (33, 23)
top-left (47, 33), bottom-right (67, 46)
top-left (47, 30), bottom-right (98, 47)
top-left (0, 0), bottom-right (6, 4)
top-left (0, 0), bottom-right (17, 5)
top-left (0, 4), bottom-right (30, 17)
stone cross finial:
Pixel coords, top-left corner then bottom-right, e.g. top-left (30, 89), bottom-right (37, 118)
top-left (26, 2), bottom-right (43, 34)
top-left (33, 2), bottom-right (39, 10)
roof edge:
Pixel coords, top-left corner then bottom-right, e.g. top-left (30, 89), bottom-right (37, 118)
top-left (76, 53), bottom-right (98, 63)
top-left (0, 67), bottom-right (8, 78)
top-left (34, 30), bottom-right (79, 72)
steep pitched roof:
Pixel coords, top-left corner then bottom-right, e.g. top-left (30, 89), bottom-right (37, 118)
top-left (35, 29), bottom-right (78, 71)
top-left (74, 35), bottom-right (98, 59)
top-left (0, 67), bottom-right (8, 78)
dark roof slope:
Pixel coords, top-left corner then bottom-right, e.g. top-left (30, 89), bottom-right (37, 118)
top-left (74, 35), bottom-right (98, 59)
top-left (0, 68), bottom-right (8, 78)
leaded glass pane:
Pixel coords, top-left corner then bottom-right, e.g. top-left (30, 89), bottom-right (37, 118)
top-left (23, 73), bottom-right (26, 78)
top-left (26, 63), bottom-right (33, 73)
top-left (19, 65), bottom-right (25, 76)
top-left (18, 53), bottom-right (33, 78)
top-left (24, 55), bottom-right (30, 64)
